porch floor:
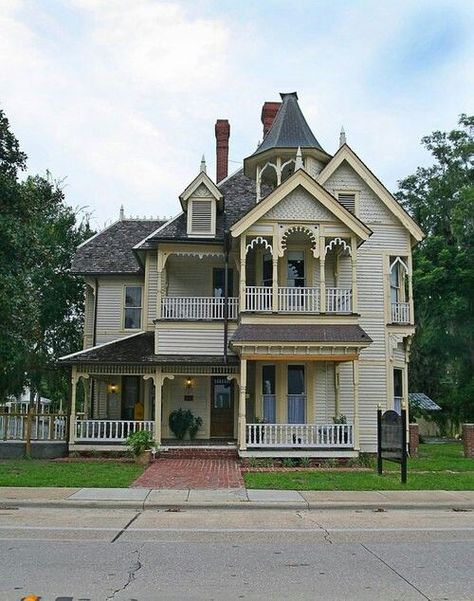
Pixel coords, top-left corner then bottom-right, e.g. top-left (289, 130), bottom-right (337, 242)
top-left (132, 458), bottom-right (244, 489)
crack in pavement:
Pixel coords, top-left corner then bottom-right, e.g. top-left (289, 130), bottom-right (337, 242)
top-left (106, 543), bottom-right (144, 600)
top-left (361, 543), bottom-right (431, 600)
top-left (295, 511), bottom-right (333, 544)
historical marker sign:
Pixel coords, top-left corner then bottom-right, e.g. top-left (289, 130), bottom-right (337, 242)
top-left (377, 407), bottom-right (408, 483)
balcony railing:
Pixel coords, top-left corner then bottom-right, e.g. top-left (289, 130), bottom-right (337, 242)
top-left (245, 286), bottom-right (272, 312)
top-left (245, 286), bottom-right (352, 313)
top-left (391, 302), bottom-right (410, 324)
top-left (278, 287), bottom-right (320, 313)
top-left (161, 297), bottom-right (239, 320)
top-left (246, 423), bottom-right (353, 448)
top-left (326, 288), bottom-right (352, 313)
top-left (75, 419), bottom-right (154, 442)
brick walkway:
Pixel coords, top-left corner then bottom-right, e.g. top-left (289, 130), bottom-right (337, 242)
top-left (132, 458), bottom-right (244, 489)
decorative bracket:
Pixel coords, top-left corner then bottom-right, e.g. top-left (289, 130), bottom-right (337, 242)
top-left (324, 237), bottom-right (352, 257)
top-left (245, 236), bottom-right (273, 256)
top-left (278, 224), bottom-right (319, 258)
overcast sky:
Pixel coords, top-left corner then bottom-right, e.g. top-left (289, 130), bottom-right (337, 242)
top-left (1, 0), bottom-right (473, 228)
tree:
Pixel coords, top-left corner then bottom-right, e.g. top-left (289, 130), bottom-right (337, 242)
top-left (0, 109), bottom-right (93, 405)
top-left (396, 114), bottom-right (474, 425)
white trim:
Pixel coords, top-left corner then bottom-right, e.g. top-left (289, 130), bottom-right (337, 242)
top-left (58, 332), bottom-right (143, 361)
top-left (179, 171), bottom-right (223, 205)
top-left (246, 236), bottom-right (273, 255)
top-left (390, 256), bottom-right (409, 273)
top-left (231, 170), bottom-right (371, 240)
top-left (317, 144), bottom-right (424, 243)
top-left (325, 237), bottom-right (352, 256)
top-left (133, 213), bottom-right (183, 249)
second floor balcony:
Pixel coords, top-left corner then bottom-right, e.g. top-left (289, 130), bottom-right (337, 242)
top-left (245, 286), bottom-right (352, 313)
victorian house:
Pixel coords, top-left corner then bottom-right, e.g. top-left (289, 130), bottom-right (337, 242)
top-left (60, 92), bottom-right (423, 458)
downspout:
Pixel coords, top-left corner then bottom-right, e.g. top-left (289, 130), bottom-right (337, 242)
top-left (91, 277), bottom-right (99, 418)
top-left (223, 230), bottom-right (231, 364)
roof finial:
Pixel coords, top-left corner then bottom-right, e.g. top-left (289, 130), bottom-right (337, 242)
top-left (200, 154), bottom-right (207, 173)
top-left (119, 205), bottom-right (125, 220)
top-left (295, 146), bottom-right (304, 170)
top-left (339, 126), bottom-right (346, 147)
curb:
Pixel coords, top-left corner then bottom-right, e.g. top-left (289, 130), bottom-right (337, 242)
top-left (1, 499), bottom-right (473, 512)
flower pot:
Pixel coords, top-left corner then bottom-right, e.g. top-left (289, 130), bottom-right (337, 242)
top-left (135, 450), bottom-right (152, 466)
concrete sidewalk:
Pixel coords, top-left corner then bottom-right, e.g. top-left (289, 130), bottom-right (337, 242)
top-left (1, 486), bottom-right (473, 511)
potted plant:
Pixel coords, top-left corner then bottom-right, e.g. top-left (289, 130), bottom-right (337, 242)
top-left (169, 408), bottom-right (194, 439)
top-left (126, 430), bottom-right (155, 465)
top-left (189, 415), bottom-right (203, 440)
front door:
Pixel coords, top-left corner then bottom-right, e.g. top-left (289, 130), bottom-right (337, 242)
top-left (122, 376), bottom-right (140, 420)
top-left (210, 377), bottom-right (234, 438)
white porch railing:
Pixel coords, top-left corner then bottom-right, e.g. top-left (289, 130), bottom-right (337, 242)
top-left (391, 302), bottom-right (410, 323)
top-left (246, 423), bottom-right (354, 448)
top-left (326, 288), bottom-right (352, 313)
top-left (161, 297), bottom-right (239, 320)
top-left (75, 420), bottom-right (154, 442)
top-left (245, 286), bottom-right (273, 312)
top-left (278, 287), bottom-right (320, 312)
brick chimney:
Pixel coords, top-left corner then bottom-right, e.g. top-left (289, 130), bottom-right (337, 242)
top-left (215, 119), bottom-right (230, 183)
top-left (261, 101), bottom-right (281, 137)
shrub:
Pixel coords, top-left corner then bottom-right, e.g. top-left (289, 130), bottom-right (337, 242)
top-left (168, 409), bottom-right (203, 439)
top-left (299, 457), bottom-right (311, 468)
top-left (282, 458), bottom-right (295, 468)
top-left (126, 430), bottom-right (154, 457)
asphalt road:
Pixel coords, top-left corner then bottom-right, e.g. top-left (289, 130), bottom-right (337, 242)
top-left (0, 506), bottom-right (473, 600)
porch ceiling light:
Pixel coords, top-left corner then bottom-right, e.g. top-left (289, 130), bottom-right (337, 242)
top-left (108, 383), bottom-right (119, 394)
top-left (185, 377), bottom-right (193, 390)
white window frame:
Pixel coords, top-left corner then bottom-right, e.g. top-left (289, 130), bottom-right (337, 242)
top-left (123, 285), bottom-right (143, 330)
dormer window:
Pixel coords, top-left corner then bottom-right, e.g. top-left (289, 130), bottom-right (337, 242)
top-left (187, 198), bottom-right (216, 237)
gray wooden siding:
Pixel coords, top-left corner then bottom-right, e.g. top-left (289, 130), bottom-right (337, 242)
top-left (147, 252), bottom-right (158, 326)
top-left (156, 325), bottom-right (238, 355)
top-left (83, 284), bottom-right (95, 349)
top-left (95, 276), bottom-right (144, 344)
top-left (313, 362), bottom-right (336, 424)
top-left (162, 376), bottom-right (211, 439)
top-left (166, 256), bottom-right (233, 297)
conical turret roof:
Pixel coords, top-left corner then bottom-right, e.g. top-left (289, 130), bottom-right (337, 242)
top-left (251, 92), bottom-right (326, 157)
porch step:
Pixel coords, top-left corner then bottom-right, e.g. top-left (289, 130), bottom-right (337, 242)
top-left (159, 446), bottom-right (239, 460)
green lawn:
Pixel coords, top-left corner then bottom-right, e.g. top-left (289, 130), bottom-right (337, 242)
top-left (0, 460), bottom-right (144, 488)
top-left (244, 443), bottom-right (474, 491)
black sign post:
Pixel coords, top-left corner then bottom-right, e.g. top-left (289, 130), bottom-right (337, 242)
top-left (377, 405), bottom-right (408, 484)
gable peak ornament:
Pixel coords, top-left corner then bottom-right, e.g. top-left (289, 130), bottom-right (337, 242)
top-left (200, 155), bottom-right (207, 174)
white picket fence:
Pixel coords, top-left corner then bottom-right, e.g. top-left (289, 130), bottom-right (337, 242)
top-left (0, 413), bottom-right (67, 441)
top-left (246, 423), bottom-right (354, 448)
top-left (75, 419), bottom-right (154, 442)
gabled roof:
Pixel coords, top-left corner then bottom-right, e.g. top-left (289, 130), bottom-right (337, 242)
top-left (179, 169), bottom-right (223, 211)
top-left (249, 92), bottom-right (326, 157)
top-left (71, 219), bottom-right (165, 275)
top-left (230, 168), bottom-right (372, 241)
top-left (317, 144), bottom-right (425, 243)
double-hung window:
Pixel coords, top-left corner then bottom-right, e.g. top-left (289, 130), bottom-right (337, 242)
top-left (124, 286), bottom-right (142, 329)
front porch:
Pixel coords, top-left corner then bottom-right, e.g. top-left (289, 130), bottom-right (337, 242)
top-left (63, 324), bottom-right (371, 456)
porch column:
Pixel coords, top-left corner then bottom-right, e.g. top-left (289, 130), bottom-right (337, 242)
top-left (239, 236), bottom-right (246, 312)
top-left (82, 378), bottom-right (90, 419)
top-left (153, 368), bottom-right (163, 445)
top-left (408, 254), bottom-right (414, 324)
top-left (156, 250), bottom-right (166, 320)
top-left (272, 246), bottom-right (278, 312)
top-left (319, 233), bottom-right (326, 312)
top-left (239, 358), bottom-right (247, 451)
top-left (334, 363), bottom-right (341, 416)
top-left (351, 236), bottom-right (358, 313)
top-left (353, 358), bottom-right (360, 450)
top-left (69, 367), bottom-right (79, 445)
